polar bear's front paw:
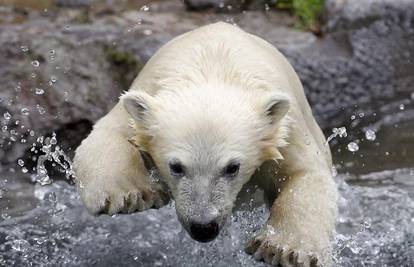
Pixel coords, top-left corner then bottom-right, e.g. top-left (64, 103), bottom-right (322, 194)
top-left (245, 231), bottom-right (321, 267)
top-left (79, 180), bottom-right (169, 215)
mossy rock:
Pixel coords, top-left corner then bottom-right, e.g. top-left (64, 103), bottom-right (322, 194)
top-left (275, 0), bottom-right (324, 32)
top-left (103, 46), bottom-right (144, 91)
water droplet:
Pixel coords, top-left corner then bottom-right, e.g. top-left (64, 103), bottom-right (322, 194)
top-left (365, 129), bottom-right (376, 141)
top-left (35, 88), bottom-right (45, 95)
top-left (399, 104), bottom-right (405, 110)
top-left (31, 60), bottom-right (40, 67)
top-left (335, 127), bottom-right (347, 138)
top-left (50, 136), bottom-right (57, 145)
top-left (3, 112), bottom-right (11, 120)
top-left (1, 126), bottom-right (7, 132)
top-left (50, 75), bottom-right (58, 83)
top-left (140, 5), bottom-right (149, 11)
top-left (30, 130), bottom-right (35, 136)
top-left (18, 159), bottom-right (24, 166)
top-left (331, 166), bottom-right (338, 177)
top-left (36, 105), bottom-right (46, 115)
top-left (348, 240), bottom-right (362, 254)
top-left (39, 175), bottom-right (52, 186)
top-left (46, 192), bottom-right (57, 202)
top-left (20, 45), bottom-right (29, 52)
top-left (21, 108), bottom-right (30, 116)
top-left (326, 127), bottom-right (347, 144)
top-left (1, 213), bottom-right (11, 220)
top-left (11, 239), bottom-right (30, 252)
top-left (362, 221), bottom-right (371, 229)
top-left (49, 49), bottom-right (55, 55)
top-left (143, 29), bottom-right (153, 36)
top-left (21, 167), bottom-right (28, 173)
top-left (37, 136), bottom-right (44, 143)
top-left (347, 142), bottom-right (359, 152)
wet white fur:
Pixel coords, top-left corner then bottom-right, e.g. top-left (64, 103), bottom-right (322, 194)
top-left (74, 22), bottom-right (338, 267)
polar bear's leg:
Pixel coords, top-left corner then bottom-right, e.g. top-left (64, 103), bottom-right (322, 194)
top-left (74, 103), bottom-right (169, 215)
top-left (246, 125), bottom-right (337, 267)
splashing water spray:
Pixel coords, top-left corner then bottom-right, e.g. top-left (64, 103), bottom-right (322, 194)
top-left (324, 127), bottom-right (348, 176)
top-left (326, 127), bottom-right (348, 145)
top-left (34, 132), bottom-right (76, 185)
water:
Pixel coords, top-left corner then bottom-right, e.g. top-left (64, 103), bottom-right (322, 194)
top-left (347, 141), bottom-right (359, 152)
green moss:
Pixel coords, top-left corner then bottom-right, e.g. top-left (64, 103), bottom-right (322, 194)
top-left (275, 0), bottom-right (324, 31)
top-left (103, 46), bottom-right (144, 90)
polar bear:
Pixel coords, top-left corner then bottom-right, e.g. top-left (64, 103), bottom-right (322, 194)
top-left (74, 22), bottom-right (337, 266)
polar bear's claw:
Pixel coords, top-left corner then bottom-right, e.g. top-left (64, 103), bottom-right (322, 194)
top-left (245, 233), bottom-right (321, 267)
top-left (80, 180), bottom-right (168, 216)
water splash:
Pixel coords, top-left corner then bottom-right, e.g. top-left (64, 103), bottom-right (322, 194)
top-left (365, 129), bottom-right (376, 141)
top-left (326, 127), bottom-right (348, 145)
top-left (34, 133), bottom-right (76, 185)
top-left (347, 142), bottom-right (359, 152)
top-left (35, 88), bottom-right (45, 95)
top-left (3, 112), bottom-right (11, 120)
top-left (31, 60), bottom-right (40, 67)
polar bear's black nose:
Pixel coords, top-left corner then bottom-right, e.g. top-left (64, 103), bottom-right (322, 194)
top-left (189, 221), bottom-right (219, 242)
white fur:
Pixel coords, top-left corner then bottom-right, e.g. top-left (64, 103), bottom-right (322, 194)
top-left (74, 22), bottom-right (337, 267)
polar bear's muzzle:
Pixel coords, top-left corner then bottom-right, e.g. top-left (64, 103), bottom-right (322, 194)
top-left (174, 176), bottom-right (233, 242)
top-left (178, 212), bottom-right (227, 243)
top-left (176, 204), bottom-right (228, 243)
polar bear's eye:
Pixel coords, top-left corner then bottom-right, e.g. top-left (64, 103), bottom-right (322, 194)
top-left (169, 160), bottom-right (185, 177)
top-left (224, 162), bottom-right (240, 177)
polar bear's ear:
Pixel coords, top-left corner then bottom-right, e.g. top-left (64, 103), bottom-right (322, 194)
top-left (264, 94), bottom-right (290, 125)
top-left (121, 91), bottom-right (153, 124)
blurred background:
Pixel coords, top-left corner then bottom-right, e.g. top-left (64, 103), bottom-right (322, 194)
top-left (0, 0), bottom-right (413, 266)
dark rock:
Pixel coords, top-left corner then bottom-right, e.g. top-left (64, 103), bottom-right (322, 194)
top-left (183, 0), bottom-right (271, 11)
top-left (324, 0), bottom-right (414, 31)
top-left (55, 0), bottom-right (93, 7)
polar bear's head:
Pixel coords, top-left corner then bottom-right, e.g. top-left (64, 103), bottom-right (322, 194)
top-left (122, 85), bottom-right (290, 242)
